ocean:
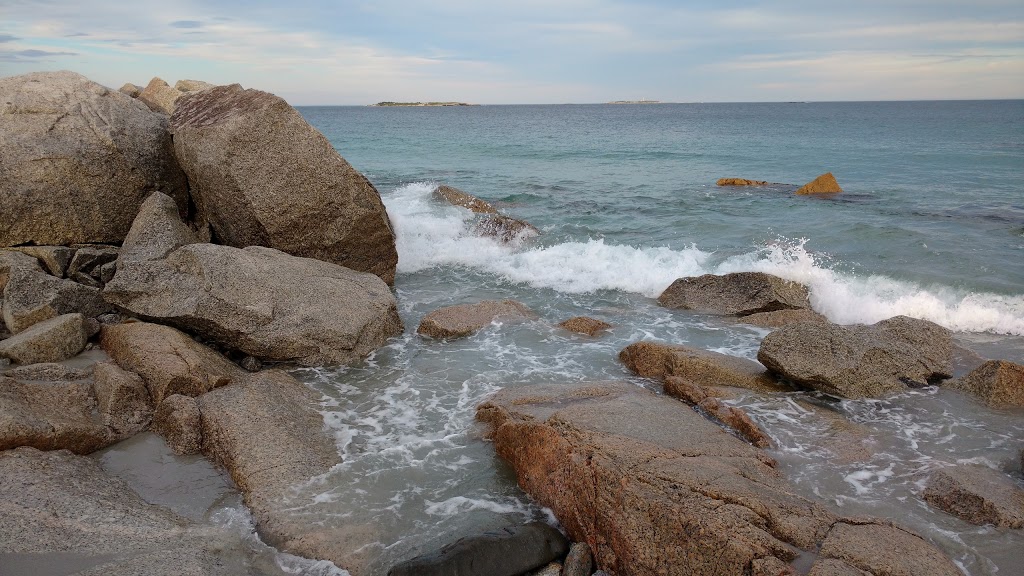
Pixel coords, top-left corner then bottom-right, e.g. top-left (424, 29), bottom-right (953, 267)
top-left (284, 101), bottom-right (1024, 575)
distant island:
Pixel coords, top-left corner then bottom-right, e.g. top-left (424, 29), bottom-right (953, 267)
top-left (372, 101), bottom-right (477, 107)
top-left (607, 100), bottom-right (662, 104)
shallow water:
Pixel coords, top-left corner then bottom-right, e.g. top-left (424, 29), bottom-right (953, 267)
top-left (286, 102), bottom-right (1024, 575)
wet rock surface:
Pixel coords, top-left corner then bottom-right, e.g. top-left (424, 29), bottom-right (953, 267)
top-left (473, 214), bottom-right (541, 244)
top-left (620, 340), bottom-right (789, 393)
top-left (171, 83), bottom-right (398, 284)
top-left (558, 316), bottom-right (612, 336)
top-left (658, 272), bottom-right (810, 316)
top-left (432, 184), bottom-right (499, 214)
top-left (811, 519), bottom-right (960, 576)
top-left (717, 177), bottom-right (771, 186)
top-left (758, 316), bottom-right (953, 399)
top-left (0, 71), bottom-right (187, 246)
top-left (418, 299), bottom-right (537, 339)
top-left (387, 522), bottom-right (569, 576)
top-left (923, 464), bottom-right (1024, 528)
top-left (948, 359), bottom-right (1024, 408)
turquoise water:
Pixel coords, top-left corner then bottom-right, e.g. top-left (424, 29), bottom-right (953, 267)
top-left (289, 102), bottom-right (1024, 575)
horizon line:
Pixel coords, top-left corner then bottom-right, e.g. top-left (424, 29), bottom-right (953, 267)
top-left (295, 97), bottom-right (1024, 107)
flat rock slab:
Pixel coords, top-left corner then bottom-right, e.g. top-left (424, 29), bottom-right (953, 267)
top-left (949, 359), bottom-right (1024, 408)
top-left (477, 381), bottom-right (839, 576)
top-left (923, 465), bottom-right (1024, 528)
top-left (105, 243), bottom-right (403, 366)
top-left (620, 341), bottom-right (789, 394)
top-left (170, 83), bottom-right (398, 284)
top-left (433, 184), bottom-right (499, 214)
top-left (758, 315), bottom-right (953, 399)
top-left (0, 70), bottom-right (187, 247)
top-left (0, 447), bottom-right (278, 576)
top-left (418, 299), bottom-right (537, 339)
top-left (811, 519), bottom-right (960, 576)
top-left (0, 374), bottom-right (114, 453)
top-left (387, 522), bottom-right (569, 576)
top-left (658, 272), bottom-right (810, 316)
top-left (0, 312), bottom-right (87, 365)
top-left (101, 321), bottom-right (243, 404)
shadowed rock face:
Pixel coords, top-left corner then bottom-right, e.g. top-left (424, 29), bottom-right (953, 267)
top-left (658, 272), bottom-right (810, 316)
top-left (477, 381), bottom-right (838, 576)
top-left (949, 359), bottom-right (1024, 408)
top-left (170, 84), bottom-right (398, 285)
top-left (924, 465), bottom-right (1024, 528)
top-left (418, 300), bottom-right (536, 339)
top-left (0, 71), bottom-right (187, 247)
top-left (758, 315), bottom-right (953, 399)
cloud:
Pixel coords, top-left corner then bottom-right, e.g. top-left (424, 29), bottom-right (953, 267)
top-left (0, 34), bottom-right (19, 43)
top-left (170, 20), bottom-right (203, 29)
top-left (64, 32), bottom-right (89, 37)
top-left (12, 49), bottom-right (78, 57)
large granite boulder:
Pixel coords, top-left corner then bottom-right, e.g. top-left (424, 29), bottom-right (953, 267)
top-left (0, 371), bottom-right (113, 453)
top-left (433, 184), bottom-right (499, 214)
top-left (477, 381), bottom-right (839, 575)
top-left (923, 465), bottom-right (1024, 528)
top-left (796, 172), bottom-right (843, 195)
top-left (619, 341), bottom-right (789, 394)
top-left (0, 447), bottom-right (280, 576)
top-left (174, 79), bottom-right (215, 93)
top-left (3, 267), bottom-right (111, 333)
top-left (137, 77), bottom-right (183, 115)
top-left (418, 300), bottom-right (536, 339)
top-left (0, 71), bottom-right (187, 246)
top-left (170, 84), bottom-right (398, 284)
top-left (100, 322), bottom-right (243, 404)
top-left (387, 522), bottom-right (568, 576)
top-left (0, 313), bottom-right (87, 364)
top-left (658, 272), bottom-right (810, 316)
top-left (118, 191), bottom-right (205, 267)
top-left (105, 243), bottom-right (403, 366)
top-left (948, 359), bottom-right (1024, 408)
top-left (757, 316), bottom-right (953, 399)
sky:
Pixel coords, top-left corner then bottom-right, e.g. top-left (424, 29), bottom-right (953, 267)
top-left (1, 0), bottom-right (1022, 104)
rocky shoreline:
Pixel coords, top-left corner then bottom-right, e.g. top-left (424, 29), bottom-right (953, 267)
top-left (2, 70), bottom-right (1022, 576)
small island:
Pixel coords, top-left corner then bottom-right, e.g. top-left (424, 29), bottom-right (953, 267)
top-left (372, 101), bottom-right (477, 107)
top-left (607, 99), bottom-right (662, 104)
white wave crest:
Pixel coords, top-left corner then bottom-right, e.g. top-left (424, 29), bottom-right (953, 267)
top-left (383, 182), bottom-right (1024, 335)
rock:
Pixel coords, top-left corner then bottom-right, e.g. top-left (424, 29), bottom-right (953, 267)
top-left (923, 465), bottom-right (1024, 528)
top-left (811, 519), bottom-right (960, 576)
top-left (563, 541), bottom-right (594, 576)
top-left (93, 361), bottom-right (153, 436)
top-left (559, 316), bottom-right (612, 336)
top-left (619, 341), bottom-right (789, 394)
top-left (949, 360), bottom-right (1024, 408)
top-left (3, 362), bottom-right (92, 381)
top-left (697, 393), bottom-right (773, 448)
top-left (418, 300), bottom-right (537, 339)
top-left (717, 178), bottom-right (770, 186)
top-left (68, 245), bottom-right (120, 280)
top-left (0, 71), bottom-right (187, 246)
top-left (476, 381), bottom-right (840, 576)
top-left (117, 191), bottom-right (203, 267)
top-left (757, 316), bottom-right (953, 399)
top-left (199, 370), bottom-right (347, 567)
top-left (5, 245), bottom-right (74, 277)
top-left (752, 556), bottom-right (797, 576)
top-left (152, 394), bottom-right (202, 455)
top-left (170, 83), bottom-right (398, 284)
top-left (0, 313), bottom-right (87, 364)
top-left (98, 260), bottom-right (118, 284)
top-left (119, 82), bottom-right (142, 97)
top-left (433, 184), bottom-right (499, 214)
top-left (240, 355), bottom-right (262, 372)
top-left (138, 76), bottom-right (183, 115)
top-left (795, 172), bottom-right (843, 195)
top-left (739, 309), bottom-right (829, 329)
top-left (0, 250), bottom-right (43, 292)
top-left (0, 375), bottom-right (112, 453)
top-left (807, 559), bottom-right (870, 576)
top-left (474, 214), bottom-right (541, 244)
top-left (0, 447), bottom-right (275, 575)
top-left (3, 268), bottom-right (112, 332)
top-left (175, 79), bottom-right (215, 92)
top-left (104, 243), bottom-right (403, 366)
top-left (533, 562), bottom-right (562, 576)
top-left (100, 322), bottom-right (243, 404)
top-left (387, 522), bottom-right (569, 576)
top-left (658, 272), bottom-right (810, 316)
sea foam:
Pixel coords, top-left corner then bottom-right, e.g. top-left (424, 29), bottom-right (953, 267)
top-left (384, 182), bottom-right (1024, 335)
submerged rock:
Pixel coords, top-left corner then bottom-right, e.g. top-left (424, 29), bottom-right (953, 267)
top-left (433, 184), bottom-right (499, 214)
top-left (758, 315), bottom-right (953, 399)
top-left (795, 172), bottom-right (843, 195)
top-left (138, 76), bottom-right (183, 115)
top-left (100, 322), bottom-right (243, 404)
top-left (387, 522), bottom-right (569, 576)
top-left (619, 341), bottom-right (788, 394)
top-left (0, 70), bottom-right (187, 246)
top-left (658, 272), bottom-right (810, 316)
top-left (0, 313), bottom-right (87, 364)
top-left (418, 299), bottom-right (537, 339)
top-left (948, 359), bottom-right (1024, 408)
top-left (477, 381), bottom-right (838, 575)
top-left (171, 83), bottom-right (398, 284)
top-left (474, 214), bottom-right (541, 244)
top-left (716, 177), bottom-right (770, 186)
top-left (558, 316), bottom-right (612, 336)
top-left (923, 465), bottom-right (1024, 528)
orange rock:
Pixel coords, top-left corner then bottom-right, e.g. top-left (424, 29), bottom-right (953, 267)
top-left (795, 172), bottom-right (843, 195)
top-left (716, 178), bottom-right (769, 186)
